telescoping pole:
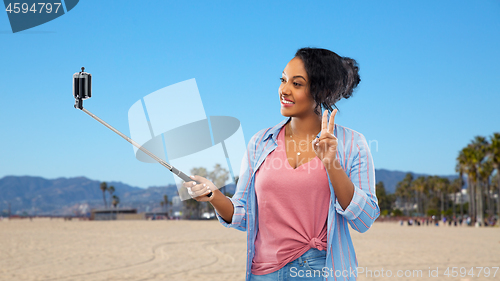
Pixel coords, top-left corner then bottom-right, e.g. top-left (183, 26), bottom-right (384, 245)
top-left (73, 67), bottom-right (212, 198)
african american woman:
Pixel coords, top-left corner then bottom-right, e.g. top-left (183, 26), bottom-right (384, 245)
top-left (184, 47), bottom-right (380, 281)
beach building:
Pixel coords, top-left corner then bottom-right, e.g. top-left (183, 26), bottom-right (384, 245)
top-left (90, 208), bottom-right (143, 220)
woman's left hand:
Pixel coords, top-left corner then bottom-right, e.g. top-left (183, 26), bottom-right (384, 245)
top-left (312, 109), bottom-right (338, 165)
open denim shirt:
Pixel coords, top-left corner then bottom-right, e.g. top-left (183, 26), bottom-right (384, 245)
top-left (215, 116), bottom-right (380, 281)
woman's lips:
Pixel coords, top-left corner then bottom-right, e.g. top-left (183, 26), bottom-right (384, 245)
top-left (281, 100), bottom-right (294, 107)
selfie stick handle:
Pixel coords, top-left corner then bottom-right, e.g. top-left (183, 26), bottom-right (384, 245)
top-left (80, 108), bottom-right (212, 197)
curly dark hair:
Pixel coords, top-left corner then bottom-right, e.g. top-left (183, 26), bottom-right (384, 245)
top-left (294, 47), bottom-right (361, 115)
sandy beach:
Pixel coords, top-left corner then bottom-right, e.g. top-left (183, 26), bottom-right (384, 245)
top-left (0, 219), bottom-right (498, 281)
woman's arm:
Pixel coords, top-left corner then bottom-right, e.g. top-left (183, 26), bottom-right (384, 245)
top-left (333, 133), bottom-right (380, 233)
top-left (184, 173), bottom-right (247, 230)
top-left (324, 159), bottom-right (355, 210)
top-left (208, 189), bottom-right (234, 223)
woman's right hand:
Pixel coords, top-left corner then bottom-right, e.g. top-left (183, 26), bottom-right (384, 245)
top-left (182, 175), bottom-right (217, 202)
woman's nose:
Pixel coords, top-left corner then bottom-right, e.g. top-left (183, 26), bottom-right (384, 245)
top-left (280, 82), bottom-right (291, 95)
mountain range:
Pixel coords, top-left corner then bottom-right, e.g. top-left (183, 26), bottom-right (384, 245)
top-left (0, 169), bottom-right (458, 216)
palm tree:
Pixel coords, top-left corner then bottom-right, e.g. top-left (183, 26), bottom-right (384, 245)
top-left (376, 181), bottom-right (394, 214)
top-left (489, 132), bottom-right (500, 220)
top-left (162, 194), bottom-right (170, 216)
top-left (449, 178), bottom-right (462, 218)
top-left (395, 173), bottom-right (413, 216)
top-left (471, 136), bottom-right (489, 226)
top-left (100, 182), bottom-right (108, 209)
top-left (456, 133), bottom-right (500, 225)
top-left (411, 176), bottom-right (426, 216)
top-left (434, 177), bottom-right (450, 219)
top-left (492, 172), bottom-right (500, 221)
top-left (112, 195), bottom-right (120, 208)
top-left (455, 155), bottom-right (466, 218)
top-left (459, 145), bottom-right (477, 223)
top-left (478, 159), bottom-right (494, 220)
top-left (424, 176), bottom-right (437, 216)
top-left (107, 185), bottom-right (115, 202)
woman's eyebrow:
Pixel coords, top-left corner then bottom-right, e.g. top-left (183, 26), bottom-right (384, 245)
top-left (282, 72), bottom-right (307, 82)
top-left (292, 75), bottom-right (307, 81)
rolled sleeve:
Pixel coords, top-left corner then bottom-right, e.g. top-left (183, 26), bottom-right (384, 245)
top-left (335, 133), bottom-right (380, 233)
top-left (215, 196), bottom-right (247, 231)
top-left (335, 185), bottom-right (367, 220)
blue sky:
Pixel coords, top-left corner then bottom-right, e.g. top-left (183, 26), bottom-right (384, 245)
top-left (1, 0), bottom-right (499, 188)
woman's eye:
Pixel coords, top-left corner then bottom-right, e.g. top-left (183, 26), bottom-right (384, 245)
top-left (293, 82), bottom-right (301, 87)
top-left (279, 77), bottom-right (286, 83)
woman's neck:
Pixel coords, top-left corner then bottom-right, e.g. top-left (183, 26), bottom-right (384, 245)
top-left (288, 113), bottom-right (322, 139)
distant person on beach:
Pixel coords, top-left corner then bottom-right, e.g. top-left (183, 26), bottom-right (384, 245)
top-left (184, 47), bottom-right (380, 281)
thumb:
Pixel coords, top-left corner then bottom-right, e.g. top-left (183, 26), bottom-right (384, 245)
top-left (190, 175), bottom-right (205, 183)
top-left (312, 138), bottom-right (319, 148)
top-left (312, 138), bottom-right (319, 153)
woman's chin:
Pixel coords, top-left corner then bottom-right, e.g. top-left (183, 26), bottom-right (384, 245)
top-left (280, 108), bottom-right (292, 117)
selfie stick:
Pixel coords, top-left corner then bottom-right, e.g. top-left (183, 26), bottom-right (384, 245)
top-left (73, 67), bottom-right (212, 198)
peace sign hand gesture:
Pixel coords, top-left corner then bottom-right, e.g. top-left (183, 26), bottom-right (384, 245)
top-left (312, 109), bottom-right (338, 165)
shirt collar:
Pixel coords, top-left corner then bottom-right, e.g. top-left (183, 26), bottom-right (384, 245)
top-left (262, 117), bottom-right (290, 143)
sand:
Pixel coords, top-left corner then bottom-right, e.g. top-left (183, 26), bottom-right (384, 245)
top-left (0, 218), bottom-right (498, 281)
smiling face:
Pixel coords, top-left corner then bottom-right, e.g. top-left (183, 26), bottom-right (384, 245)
top-left (279, 57), bottom-right (318, 117)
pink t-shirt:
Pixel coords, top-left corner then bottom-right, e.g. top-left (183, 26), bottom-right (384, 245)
top-left (251, 126), bottom-right (331, 275)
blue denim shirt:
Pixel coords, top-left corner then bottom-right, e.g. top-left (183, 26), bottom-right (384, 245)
top-left (216, 117), bottom-right (380, 281)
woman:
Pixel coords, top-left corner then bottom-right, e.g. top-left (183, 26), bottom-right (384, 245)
top-left (184, 47), bottom-right (380, 280)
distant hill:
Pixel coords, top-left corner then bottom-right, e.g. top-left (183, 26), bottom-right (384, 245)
top-left (375, 168), bottom-right (459, 193)
top-left (0, 176), bottom-right (170, 216)
top-left (0, 169), bottom-right (458, 216)
top-left (0, 176), bottom-right (236, 216)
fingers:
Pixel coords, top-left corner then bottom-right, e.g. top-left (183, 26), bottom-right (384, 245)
top-left (318, 109), bottom-right (337, 142)
top-left (189, 175), bottom-right (204, 183)
top-left (313, 136), bottom-right (336, 149)
top-left (183, 175), bottom-right (205, 189)
top-left (329, 109), bottom-right (337, 133)
top-left (182, 176), bottom-right (215, 201)
top-left (321, 109), bottom-right (328, 131)
top-left (183, 180), bottom-right (204, 193)
top-left (314, 110), bottom-right (339, 163)
top-left (321, 109), bottom-right (337, 135)
top-left (312, 137), bottom-right (320, 149)
top-left (314, 108), bottom-right (338, 149)
top-left (186, 182), bottom-right (212, 198)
